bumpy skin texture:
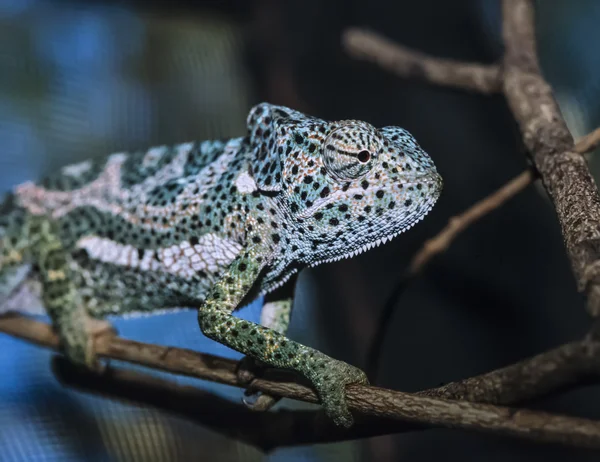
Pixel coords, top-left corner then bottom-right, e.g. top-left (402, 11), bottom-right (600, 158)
top-left (0, 103), bottom-right (442, 427)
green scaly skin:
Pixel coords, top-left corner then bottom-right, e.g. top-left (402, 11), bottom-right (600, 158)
top-left (0, 103), bottom-right (443, 427)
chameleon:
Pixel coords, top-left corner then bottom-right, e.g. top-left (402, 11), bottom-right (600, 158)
top-left (0, 103), bottom-right (442, 427)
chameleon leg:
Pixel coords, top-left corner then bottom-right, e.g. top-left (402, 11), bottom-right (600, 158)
top-left (1, 207), bottom-right (101, 366)
top-left (198, 252), bottom-right (367, 427)
top-left (29, 216), bottom-right (102, 368)
top-left (239, 274), bottom-right (298, 411)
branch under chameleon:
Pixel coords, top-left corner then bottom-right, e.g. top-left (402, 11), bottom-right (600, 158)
top-left (3, 313), bottom-right (600, 451)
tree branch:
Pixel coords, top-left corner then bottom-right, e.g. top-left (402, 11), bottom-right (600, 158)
top-left (342, 28), bottom-right (502, 94)
top-left (502, 0), bottom-right (600, 317)
top-left (3, 313), bottom-right (600, 450)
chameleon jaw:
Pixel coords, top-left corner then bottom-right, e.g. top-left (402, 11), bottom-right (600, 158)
top-left (308, 192), bottom-right (439, 267)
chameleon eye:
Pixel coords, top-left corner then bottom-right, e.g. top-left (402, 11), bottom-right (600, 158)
top-left (357, 150), bottom-right (371, 163)
top-left (322, 128), bottom-right (375, 182)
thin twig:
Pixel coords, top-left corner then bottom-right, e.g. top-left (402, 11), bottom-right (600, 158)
top-left (409, 168), bottom-right (535, 275)
top-left (3, 313), bottom-right (600, 450)
top-left (410, 128), bottom-right (600, 277)
top-left (342, 28), bottom-right (502, 95)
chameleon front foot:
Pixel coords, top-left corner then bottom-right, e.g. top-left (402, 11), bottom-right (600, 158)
top-left (308, 356), bottom-right (368, 427)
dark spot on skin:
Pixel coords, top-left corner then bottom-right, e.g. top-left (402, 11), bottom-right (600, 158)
top-left (252, 236), bottom-right (261, 243)
top-left (320, 186), bottom-right (330, 198)
top-left (295, 134), bottom-right (304, 144)
top-left (388, 201), bottom-right (396, 209)
top-left (339, 204), bottom-right (348, 212)
top-left (405, 199), bottom-right (413, 207)
top-left (329, 217), bottom-right (339, 226)
top-left (292, 165), bottom-right (299, 175)
top-left (361, 180), bottom-right (369, 190)
top-left (376, 190), bottom-right (384, 199)
top-left (291, 203), bottom-right (299, 213)
top-left (190, 236), bottom-right (199, 246)
top-left (304, 175), bottom-right (313, 184)
top-left (272, 233), bottom-right (280, 243)
top-left (239, 263), bottom-right (247, 272)
top-left (314, 212), bottom-right (323, 221)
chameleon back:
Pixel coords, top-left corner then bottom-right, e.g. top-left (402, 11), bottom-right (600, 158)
top-left (1, 139), bottom-right (253, 316)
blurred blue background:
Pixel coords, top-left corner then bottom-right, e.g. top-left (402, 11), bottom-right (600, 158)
top-left (2, 0), bottom-right (600, 461)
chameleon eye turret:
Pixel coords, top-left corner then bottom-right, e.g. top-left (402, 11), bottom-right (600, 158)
top-left (1, 102), bottom-right (442, 428)
top-left (322, 123), bottom-right (381, 182)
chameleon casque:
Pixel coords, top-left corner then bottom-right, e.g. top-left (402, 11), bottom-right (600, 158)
top-left (0, 103), bottom-right (442, 427)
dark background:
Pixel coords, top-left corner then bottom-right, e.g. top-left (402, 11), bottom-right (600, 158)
top-left (1, 0), bottom-right (600, 460)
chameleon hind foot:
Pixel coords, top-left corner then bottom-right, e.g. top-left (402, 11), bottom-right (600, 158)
top-left (236, 356), bottom-right (282, 411)
top-left (57, 317), bottom-right (116, 373)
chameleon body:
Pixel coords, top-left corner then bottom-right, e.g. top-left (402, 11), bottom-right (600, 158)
top-left (0, 103), bottom-right (442, 426)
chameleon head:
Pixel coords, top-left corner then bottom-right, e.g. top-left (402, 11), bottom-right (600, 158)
top-left (247, 103), bottom-right (443, 266)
